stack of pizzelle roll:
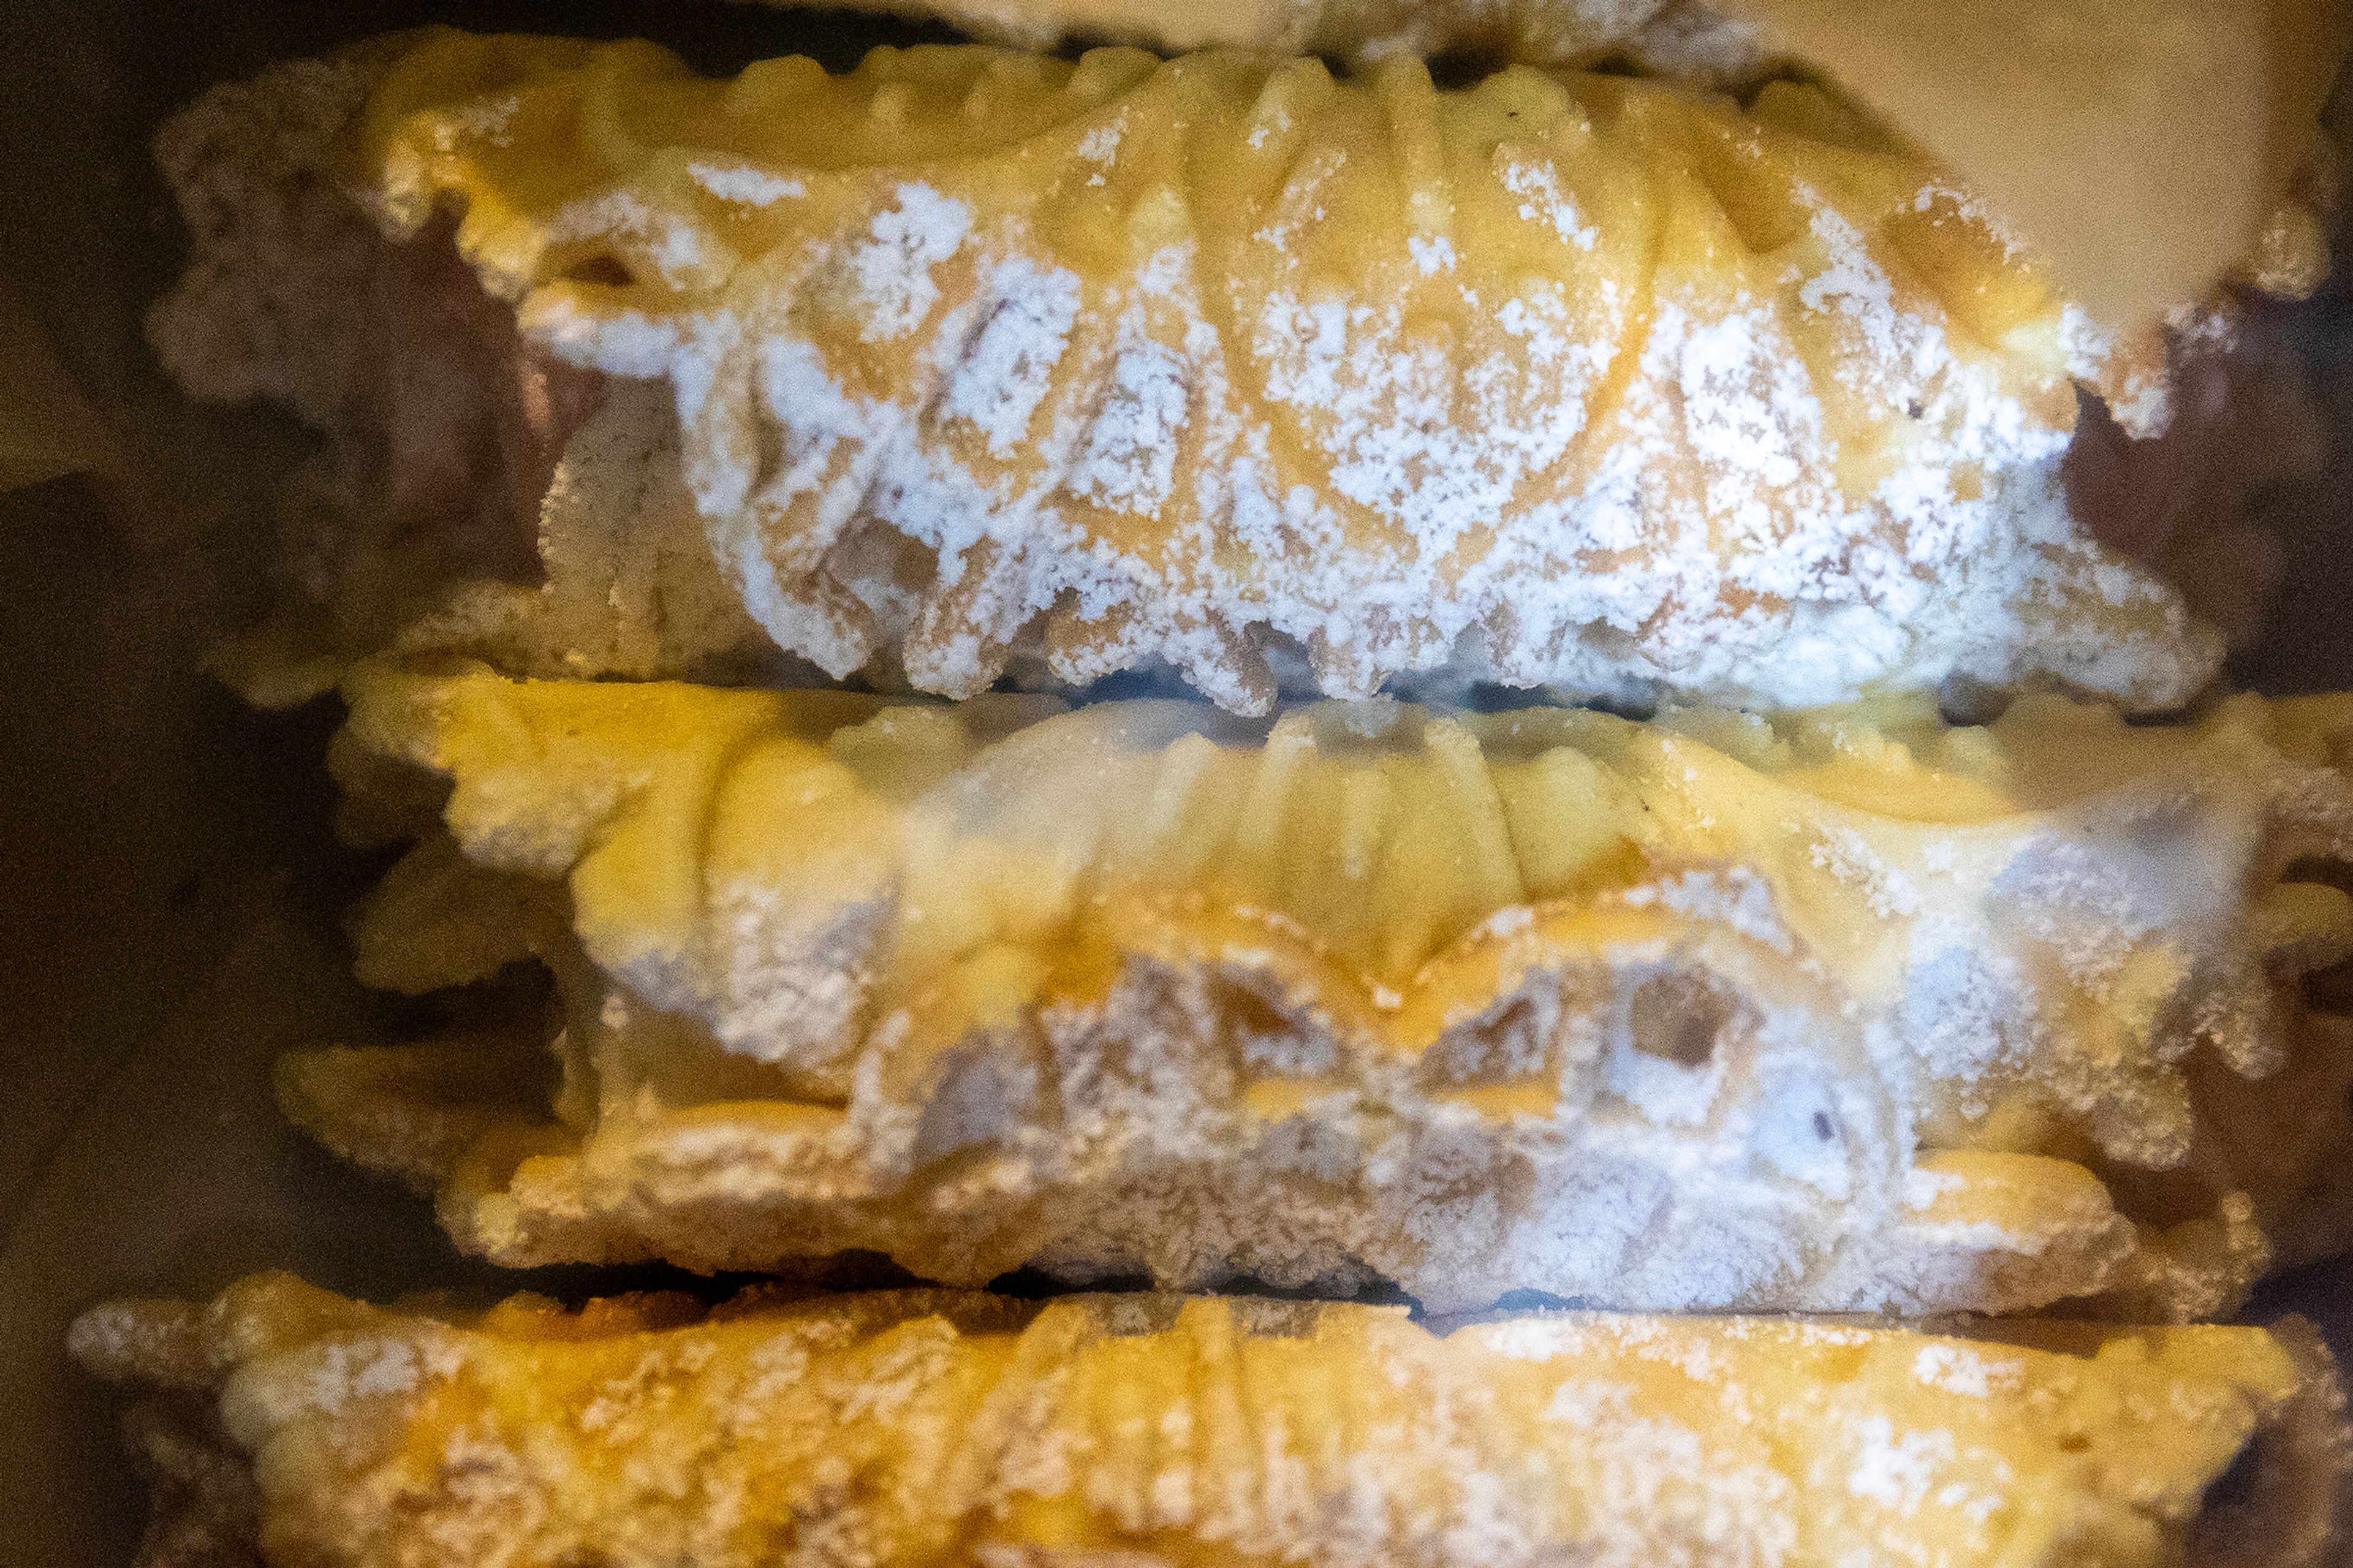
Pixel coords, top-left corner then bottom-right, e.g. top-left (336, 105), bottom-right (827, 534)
top-left (72, 2), bottom-right (2353, 1564)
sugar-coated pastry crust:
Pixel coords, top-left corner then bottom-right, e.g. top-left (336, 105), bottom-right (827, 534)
top-left (69, 1276), bottom-right (2353, 1568)
top-left (286, 665), bottom-right (2353, 1316)
top-left (157, 31), bottom-right (2249, 716)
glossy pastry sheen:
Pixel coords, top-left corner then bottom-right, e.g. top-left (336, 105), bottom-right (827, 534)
top-left (69, 1276), bottom-right (2353, 1568)
top-left (286, 665), bottom-right (2353, 1316)
top-left (159, 30), bottom-right (2279, 716)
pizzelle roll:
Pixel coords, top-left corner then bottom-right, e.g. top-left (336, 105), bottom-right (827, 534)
top-left (282, 664), bottom-right (2353, 1317)
top-left (156, 29), bottom-right (2321, 718)
top-left (68, 1276), bottom-right (2353, 1568)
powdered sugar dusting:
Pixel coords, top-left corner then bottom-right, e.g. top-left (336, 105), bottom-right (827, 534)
top-left (322, 39), bottom-right (2217, 715)
top-left (944, 257), bottom-right (1082, 458)
top-left (848, 183), bottom-right (972, 344)
top-left (1911, 1343), bottom-right (2023, 1399)
top-left (690, 162), bottom-right (805, 206)
top-left (309, 670), bottom-right (2353, 1318)
top-left (96, 1281), bottom-right (2334, 1568)
top-left (1845, 1417), bottom-right (1955, 1512)
top-left (1503, 161), bottom-right (1599, 250)
top-left (1619, 867), bottom-right (1791, 952)
top-left (1070, 338), bottom-right (1188, 516)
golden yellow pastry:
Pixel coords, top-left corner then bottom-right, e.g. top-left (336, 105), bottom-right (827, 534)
top-left (70, 1276), bottom-right (2353, 1568)
top-left (161, 29), bottom-right (2275, 718)
top-left (767, 0), bottom-right (2346, 328)
top-left (282, 664), bottom-right (2353, 1316)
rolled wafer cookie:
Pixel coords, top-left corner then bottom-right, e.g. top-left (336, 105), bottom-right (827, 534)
top-left (68, 1275), bottom-right (2353, 1568)
top-left (158, 30), bottom-right (2316, 716)
top-left (284, 664), bottom-right (2353, 1316)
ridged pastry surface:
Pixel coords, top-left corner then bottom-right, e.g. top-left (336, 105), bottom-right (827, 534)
top-left (286, 667), bottom-right (2353, 1316)
top-left (157, 31), bottom-right (2230, 713)
top-left (69, 1277), bottom-right (2353, 1568)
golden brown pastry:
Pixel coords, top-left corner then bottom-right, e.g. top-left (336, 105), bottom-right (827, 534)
top-left (790, 0), bottom-right (2345, 328)
top-left (282, 664), bottom-right (2353, 1316)
top-left (69, 1276), bottom-right (2353, 1568)
top-left (159, 30), bottom-right (2291, 718)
